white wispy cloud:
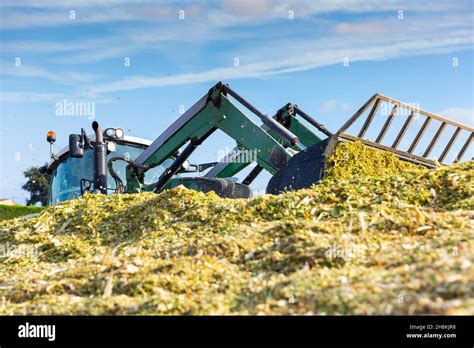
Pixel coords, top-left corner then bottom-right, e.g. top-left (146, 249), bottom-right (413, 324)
top-left (0, 0), bottom-right (468, 30)
top-left (89, 31), bottom-right (473, 94)
top-left (0, 0), bottom-right (121, 9)
top-left (1, 1), bottom-right (470, 66)
top-left (1, 0), bottom-right (472, 102)
top-left (0, 2), bottom-right (204, 30)
top-left (54, 47), bottom-right (129, 64)
top-left (0, 90), bottom-right (114, 104)
top-left (319, 99), bottom-right (338, 113)
top-left (319, 99), bottom-right (355, 114)
top-left (336, 21), bottom-right (392, 35)
top-left (0, 8), bottom-right (135, 30)
top-left (0, 38), bottom-right (109, 53)
top-left (1, 63), bottom-right (100, 84)
top-left (0, 91), bottom-right (66, 102)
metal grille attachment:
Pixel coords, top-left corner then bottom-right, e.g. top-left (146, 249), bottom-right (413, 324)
top-left (336, 93), bottom-right (473, 167)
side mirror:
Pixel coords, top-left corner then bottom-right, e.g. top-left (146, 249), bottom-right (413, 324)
top-left (80, 179), bottom-right (92, 195)
top-left (39, 165), bottom-right (48, 174)
top-left (69, 134), bottom-right (84, 158)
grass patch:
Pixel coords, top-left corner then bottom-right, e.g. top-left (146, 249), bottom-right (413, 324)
top-left (0, 205), bottom-right (45, 221)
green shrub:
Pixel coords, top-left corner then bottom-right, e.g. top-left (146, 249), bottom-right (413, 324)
top-left (0, 205), bottom-right (45, 221)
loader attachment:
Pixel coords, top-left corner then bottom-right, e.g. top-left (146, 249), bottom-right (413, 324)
top-left (125, 82), bottom-right (310, 195)
top-left (267, 94), bottom-right (473, 194)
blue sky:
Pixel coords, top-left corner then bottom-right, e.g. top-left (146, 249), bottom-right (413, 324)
top-left (1, 0), bottom-right (473, 203)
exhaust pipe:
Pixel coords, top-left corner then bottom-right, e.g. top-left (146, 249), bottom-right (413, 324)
top-left (92, 121), bottom-right (108, 194)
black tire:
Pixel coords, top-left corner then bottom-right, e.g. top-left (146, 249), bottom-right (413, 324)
top-left (175, 177), bottom-right (253, 198)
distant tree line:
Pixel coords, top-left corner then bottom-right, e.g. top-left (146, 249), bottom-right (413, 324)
top-left (22, 165), bottom-right (50, 206)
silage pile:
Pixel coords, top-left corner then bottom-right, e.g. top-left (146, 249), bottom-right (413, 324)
top-left (0, 143), bottom-right (472, 315)
top-left (324, 141), bottom-right (421, 180)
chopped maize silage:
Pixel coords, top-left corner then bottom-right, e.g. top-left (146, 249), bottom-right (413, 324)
top-left (324, 141), bottom-right (422, 180)
top-left (0, 143), bottom-right (472, 315)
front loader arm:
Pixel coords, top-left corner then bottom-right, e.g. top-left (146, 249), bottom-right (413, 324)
top-left (126, 82), bottom-right (299, 192)
top-left (206, 103), bottom-right (331, 179)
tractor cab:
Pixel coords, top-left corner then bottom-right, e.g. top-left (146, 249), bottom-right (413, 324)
top-left (45, 129), bottom-right (173, 205)
top-left (44, 122), bottom-right (252, 205)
